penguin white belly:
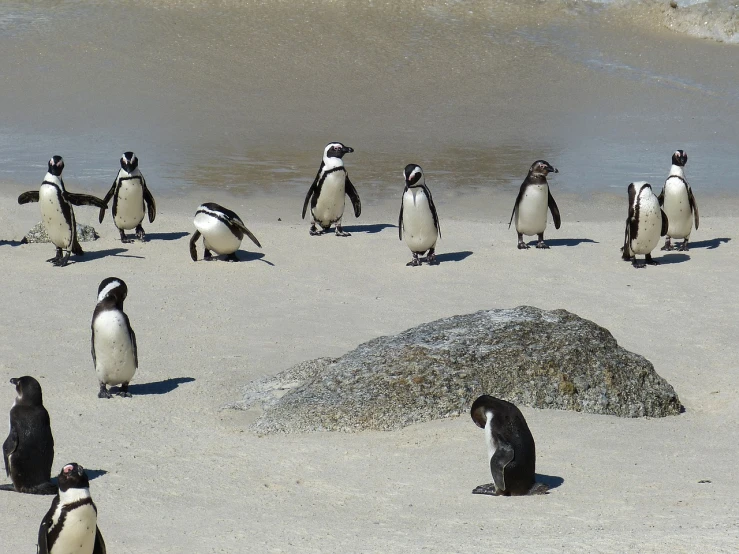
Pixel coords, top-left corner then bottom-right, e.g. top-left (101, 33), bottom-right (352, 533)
top-left (39, 184), bottom-right (73, 249)
top-left (631, 194), bottom-right (662, 255)
top-left (515, 185), bottom-right (548, 236)
top-left (312, 172), bottom-right (346, 226)
top-left (93, 311), bottom-right (137, 386)
top-left (194, 213), bottom-right (241, 254)
top-left (662, 179), bottom-right (692, 239)
top-left (114, 180), bottom-right (145, 230)
top-left (484, 412), bottom-right (497, 462)
top-left (50, 505), bottom-right (97, 554)
top-left (402, 188), bottom-right (437, 253)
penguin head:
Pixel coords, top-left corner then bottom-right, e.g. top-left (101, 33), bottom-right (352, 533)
top-left (324, 142), bottom-right (353, 160)
top-left (121, 151), bottom-right (139, 173)
top-left (97, 277), bottom-right (128, 304)
top-left (58, 463), bottom-right (90, 491)
top-left (403, 164), bottom-right (425, 187)
top-left (529, 160), bottom-right (558, 178)
top-left (47, 156), bottom-right (64, 177)
top-left (470, 395), bottom-right (496, 429)
top-left (671, 150), bottom-right (688, 167)
top-left (9, 376), bottom-right (43, 406)
top-left (631, 181), bottom-right (653, 197)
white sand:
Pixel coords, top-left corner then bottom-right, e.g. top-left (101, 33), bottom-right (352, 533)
top-left (0, 187), bottom-right (737, 552)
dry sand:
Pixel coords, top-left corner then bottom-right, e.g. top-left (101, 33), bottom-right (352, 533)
top-left (0, 186), bottom-right (737, 553)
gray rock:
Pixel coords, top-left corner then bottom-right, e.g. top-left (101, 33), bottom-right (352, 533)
top-left (236, 306), bottom-right (682, 434)
top-left (21, 222), bottom-right (99, 244)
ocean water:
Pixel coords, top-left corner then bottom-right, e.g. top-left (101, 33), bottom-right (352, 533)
top-left (0, 0), bottom-right (737, 199)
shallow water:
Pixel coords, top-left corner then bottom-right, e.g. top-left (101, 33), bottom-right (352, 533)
top-left (0, 0), bottom-right (737, 200)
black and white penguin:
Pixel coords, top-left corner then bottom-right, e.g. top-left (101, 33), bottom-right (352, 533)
top-left (470, 395), bottom-right (548, 496)
top-left (508, 160), bottom-right (561, 249)
top-left (18, 156), bottom-right (107, 267)
top-left (658, 150), bottom-right (699, 251)
top-left (99, 151), bottom-right (156, 243)
top-left (622, 182), bottom-right (668, 268)
top-left (398, 164), bottom-right (441, 266)
top-left (91, 278), bottom-right (138, 399)
top-left (1, 376), bottom-right (56, 495)
top-left (189, 203), bottom-right (262, 262)
top-left (301, 142), bottom-right (361, 236)
top-left (37, 463), bottom-right (106, 554)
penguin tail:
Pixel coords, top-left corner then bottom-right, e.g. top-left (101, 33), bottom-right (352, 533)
top-left (19, 481), bottom-right (59, 495)
top-left (0, 483), bottom-right (16, 492)
top-left (72, 238), bottom-right (84, 256)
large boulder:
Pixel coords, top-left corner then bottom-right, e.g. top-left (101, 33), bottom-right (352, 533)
top-left (237, 306), bottom-right (682, 434)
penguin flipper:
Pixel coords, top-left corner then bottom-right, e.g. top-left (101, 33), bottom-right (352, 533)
top-left (65, 193), bottom-right (107, 209)
top-left (234, 220), bottom-right (261, 248)
top-left (490, 441), bottom-right (515, 494)
top-left (657, 188), bottom-right (665, 206)
top-left (93, 526), bottom-right (107, 554)
top-left (189, 231), bottom-right (201, 261)
top-left (660, 210), bottom-right (669, 237)
top-left (3, 428), bottom-right (17, 477)
top-left (302, 167), bottom-right (322, 219)
top-left (99, 183), bottom-right (116, 223)
top-left (509, 183), bottom-right (526, 229)
top-left (127, 318), bottom-right (138, 369)
top-left (424, 184), bottom-right (441, 238)
top-left (345, 177), bottom-right (361, 218)
top-left (547, 190), bottom-right (561, 230)
top-left (398, 189), bottom-right (405, 240)
top-left (688, 187), bottom-right (699, 230)
top-left (142, 179), bottom-right (156, 223)
top-left (37, 495), bottom-right (58, 553)
top-left (18, 191), bottom-right (40, 204)
top-left (72, 235), bottom-right (84, 256)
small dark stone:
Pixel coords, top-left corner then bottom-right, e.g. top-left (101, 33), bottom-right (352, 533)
top-left (669, 0), bottom-right (678, 8)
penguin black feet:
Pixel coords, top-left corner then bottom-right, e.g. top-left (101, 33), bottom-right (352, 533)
top-left (406, 253), bottom-right (421, 267)
top-left (661, 237), bottom-right (673, 251)
top-left (645, 254), bottom-right (660, 266)
top-left (425, 249), bottom-right (439, 265)
top-left (118, 383), bottom-right (132, 398)
top-left (309, 223), bottom-right (325, 236)
top-left (203, 249), bottom-right (213, 260)
top-left (472, 483), bottom-right (502, 496)
top-left (334, 225), bottom-right (351, 237)
top-left (135, 225), bottom-right (147, 242)
top-left (678, 239), bottom-right (690, 252)
top-left (119, 229), bottom-right (134, 244)
top-left (517, 234), bottom-right (529, 249)
top-left (535, 234), bottom-right (549, 249)
top-left (52, 250), bottom-right (71, 267)
top-left (226, 253), bottom-right (240, 262)
top-left (98, 384), bottom-right (112, 399)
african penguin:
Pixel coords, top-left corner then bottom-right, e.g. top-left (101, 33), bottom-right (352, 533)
top-left (658, 150), bottom-right (699, 251)
top-left (622, 182), bottom-right (668, 268)
top-left (1, 376), bottom-right (56, 495)
top-left (91, 278), bottom-right (138, 399)
top-left (302, 142), bottom-right (361, 236)
top-left (508, 160), bottom-right (561, 249)
top-left (37, 463), bottom-right (106, 554)
top-left (398, 164), bottom-right (441, 266)
top-left (470, 395), bottom-right (548, 496)
top-left (99, 152), bottom-right (156, 243)
top-left (17, 156), bottom-right (107, 267)
top-left (189, 203), bottom-right (262, 262)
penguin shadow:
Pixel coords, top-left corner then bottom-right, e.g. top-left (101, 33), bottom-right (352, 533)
top-left (125, 377), bottom-right (195, 396)
top-left (144, 231), bottom-right (190, 242)
top-left (688, 237), bottom-right (731, 250)
top-left (74, 248), bottom-right (143, 263)
top-left (526, 238), bottom-right (598, 248)
top-left (535, 473), bottom-right (564, 490)
top-left (238, 251), bottom-right (275, 266)
top-left (0, 239), bottom-right (25, 247)
top-left (658, 253), bottom-right (690, 265)
top-left (341, 223), bottom-right (397, 234)
top-left (434, 251), bottom-right (473, 263)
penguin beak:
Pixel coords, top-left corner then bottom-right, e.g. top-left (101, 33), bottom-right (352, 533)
top-left (342, 146), bottom-right (354, 154)
top-left (9, 378), bottom-right (17, 385)
top-left (549, 166), bottom-right (558, 174)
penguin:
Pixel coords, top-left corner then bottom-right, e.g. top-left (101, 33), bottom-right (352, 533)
top-left (508, 160), bottom-right (561, 249)
top-left (37, 463), bottom-right (106, 554)
top-left (91, 278), bottom-right (138, 399)
top-left (1, 376), bottom-right (56, 495)
top-left (622, 182), bottom-right (669, 268)
top-left (189, 203), bottom-right (262, 262)
top-left (98, 151), bottom-right (156, 243)
top-left (301, 142), bottom-right (361, 236)
top-left (18, 156), bottom-right (107, 267)
top-left (658, 150), bottom-right (699, 251)
top-left (398, 164), bottom-right (441, 266)
top-left (470, 395), bottom-right (548, 496)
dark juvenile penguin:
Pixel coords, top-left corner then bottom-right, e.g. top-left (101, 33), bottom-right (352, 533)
top-left (508, 160), bottom-right (561, 249)
top-left (189, 203), bottom-right (261, 261)
top-left (622, 182), bottom-right (668, 268)
top-left (302, 142), bottom-right (361, 236)
top-left (1, 377), bottom-right (56, 495)
top-left (18, 156), bottom-right (108, 267)
top-left (658, 150), bottom-right (699, 251)
top-left (470, 395), bottom-right (548, 496)
top-left (92, 278), bottom-right (138, 398)
top-left (398, 164), bottom-right (441, 266)
top-left (99, 151), bottom-right (156, 243)
top-left (37, 463), bottom-right (106, 554)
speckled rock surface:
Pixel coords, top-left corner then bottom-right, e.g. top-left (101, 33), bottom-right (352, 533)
top-left (237, 306), bottom-right (682, 434)
top-left (21, 222), bottom-right (99, 243)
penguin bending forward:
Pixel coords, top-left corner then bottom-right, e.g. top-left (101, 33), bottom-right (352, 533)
top-left (189, 203), bottom-right (261, 261)
top-left (99, 151), bottom-right (156, 243)
top-left (658, 150), bottom-right (699, 251)
top-left (302, 142), bottom-right (361, 236)
top-left (38, 463), bottom-right (106, 554)
top-left (398, 164), bottom-right (441, 266)
top-left (18, 156), bottom-right (108, 267)
top-left (470, 395), bottom-right (548, 496)
top-left (1, 376), bottom-right (56, 495)
top-left (91, 278), bottom-right (138, 399)
top-left (508, 160), bottom-right (561, 249)
top-left (622, 182), bottom-right (668, 268)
